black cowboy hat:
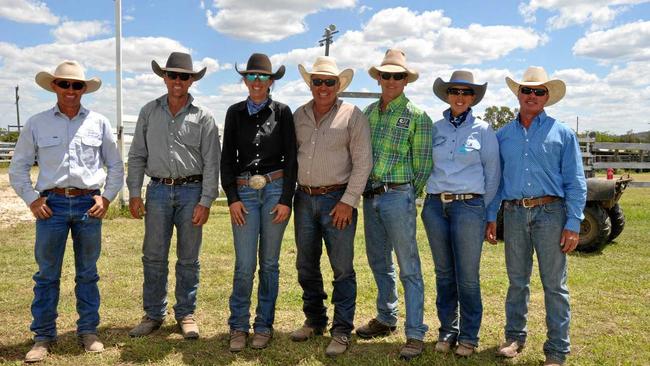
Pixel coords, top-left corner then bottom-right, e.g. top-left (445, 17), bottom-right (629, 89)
top-left (235, 53), bottom-right (285, 80)
top-left (152, 52), bottom-right (206, 81)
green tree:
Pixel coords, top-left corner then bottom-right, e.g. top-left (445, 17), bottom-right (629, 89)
top-left (0, 131), bottom-right (19, 142)
top-left (481, 106), bottom-right (517, 130)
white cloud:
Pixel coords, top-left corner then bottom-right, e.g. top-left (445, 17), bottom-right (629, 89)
top-left (52, 20), bottom-right (111, 43)
top-left (0, 0), bottom-right (58, 25)
top-left (357, 5), bottom-right (372, 14)
top-left (362, 7), bottom-right (451, 41)
top-left (519, 0), bottom-right (649, 30)
top-left (573, 21), bottom-right (650, 62)
top-left (205, 0), bottom-right (356, 42)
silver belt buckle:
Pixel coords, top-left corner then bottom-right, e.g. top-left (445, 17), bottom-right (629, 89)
top-left (248, 175), bottom-right (267, 190)
top-left (64, 187), bottom-right (73, 198)
top-left (440, 192), bottom-right (454, 204)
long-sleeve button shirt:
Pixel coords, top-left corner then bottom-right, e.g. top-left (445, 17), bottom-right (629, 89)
top-left (293, 98), bottom-right (372, 208)
top-left (220, 99), bottom-right (297, 206)
top-left (364, 93), bottom-right (433, 195)
top-left (126, 94), bottom-right (221, 208)
top-left (486, 111), bottom-right (587, 232)
top-left (426, 108), bottom-right (501, 205)
top-left (9, 104), bottom-right (124, 205)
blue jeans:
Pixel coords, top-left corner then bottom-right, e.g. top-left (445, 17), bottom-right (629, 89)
top-left (421, 195), bottom-right (486, 347)
top-left (32, 191), bottom-right (102, 342)
top-left (294, 189), bottom-right (357, 336)
top-left (503, 199), bottom-right (570, 363)
top-left (228, 178), bottom-right (287, 334)
top-left (363, 184), bottom-right (428, 340)
top-left (141, 181), bottom-right (203, 320)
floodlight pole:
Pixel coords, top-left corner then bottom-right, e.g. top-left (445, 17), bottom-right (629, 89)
top-left (115, 0), bottom-right (125, 206)
top-left (319, 25), bottom-right (339, 56)
top-left (15, 85), bottom-right (20, 130)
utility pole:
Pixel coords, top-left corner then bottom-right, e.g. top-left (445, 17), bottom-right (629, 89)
top-left (318, 24), bottom-right (338, 56)
top-left (576, 116), bottom-right (579, 135)
top-left (114, 0), bottom-right (125, 206)
top-left (15, 85), bottom-right (20, 130)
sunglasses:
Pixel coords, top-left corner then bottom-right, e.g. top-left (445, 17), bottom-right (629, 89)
top-left (447, 87), bottom-right (475, 96)
top-left (166, 71), bottom-right (192, 81)
top-left (245, 73), bottom-right (271, 82)
top-left (54, 80), bottom-right (85, 90)
top-left (380, 72), bottom-right (407, 81)
top-left (520, 86), bottom-right (548, 96)
top-left (312, 78), bottom-right (337, 87)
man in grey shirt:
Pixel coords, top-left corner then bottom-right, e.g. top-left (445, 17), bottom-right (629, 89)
top-left (126, 52), bottom-right (221, 339)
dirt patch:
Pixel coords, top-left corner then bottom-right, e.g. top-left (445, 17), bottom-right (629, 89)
top-left (0, 170), bottom-right (36, 229)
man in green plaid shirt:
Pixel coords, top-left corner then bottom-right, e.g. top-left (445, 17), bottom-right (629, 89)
top-left (355, 49), bottom-right (433, 361)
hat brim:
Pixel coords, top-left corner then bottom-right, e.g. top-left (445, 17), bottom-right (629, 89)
top-left (432, 78), bottom-right (487, 106)
top-left (368, 65), bottom-right (418, 83)
top-left (152, 60), bottom-right (206, 81)
top-left (35, 71), bottom-right (101, 94)
top-left (505, 77), bottom-right (566, 107)
top-left (298, 64), bottom-right (354, 94)
top-left (235, 64), bottom-right (285, 80)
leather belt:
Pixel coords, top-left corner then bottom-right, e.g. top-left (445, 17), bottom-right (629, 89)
top-left (363, 183), bottom-right (409, 199)
top-left (429, 192), bottom-right (481, 203)
top-left (298, 184), bottom-right (347, 196)
top-left (236, 170), bottom-right (284, 187)
top-left (45, 187), bottom-right (97, 197)
top-left (151, 175), bottom-right (203, 185)
top-left (508, 195), bottom-right (559, 209)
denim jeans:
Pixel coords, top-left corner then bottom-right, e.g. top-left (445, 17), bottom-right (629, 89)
top-left (421, 195), bottom-right (486, 347)
top-left (294, 189), bottom-right (357, 336)
top-left (31, 191), bottom-right (102, 342)
top-left (228, 178), bottom-right (288, 334)
top-left (141, 181), bottom-right (203, 321)
top-left (363, 184), bottom-right (428, 340)
top-left (503, 199), bottom-right (570, 363)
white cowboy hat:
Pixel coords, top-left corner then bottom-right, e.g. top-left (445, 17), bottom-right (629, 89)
top-left (298, 56), bottom-right (354, 94)
top-left (433, 70), bottom-right (487, 106)
top-left (505, 66), bottom-right (566, 107)
top-left (35, 60), bottom-right (101, 93)
top-left (368, 48), bottom-right (419, 83)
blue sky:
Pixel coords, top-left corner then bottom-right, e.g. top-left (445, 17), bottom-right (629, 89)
top-left (0, 0), bottom-right (649, 133)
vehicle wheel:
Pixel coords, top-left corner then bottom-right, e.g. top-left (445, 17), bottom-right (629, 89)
top-left (607, 203), bottom-right (625, 242)
top-left (578, 205), bottom-right (612, 252)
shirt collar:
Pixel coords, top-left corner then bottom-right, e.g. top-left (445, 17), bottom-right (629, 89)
top-left (305, 97), bottom-right (342, 116)
top-left (516, 110), bottom-right (547, 129)
top-left (159, 93), bottom-right (194, 110)
top-left (443, 108), bottom-right (472, 128)
top-left (52, 104), bottom-right (88, 119)
top-left (379, 93), bottom-right (408, 113)
top-left (246, 97), bottom-right (270, 115)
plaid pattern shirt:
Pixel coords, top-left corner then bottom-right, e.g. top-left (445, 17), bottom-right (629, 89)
top-left (363, 93), bottom-right (434, 195)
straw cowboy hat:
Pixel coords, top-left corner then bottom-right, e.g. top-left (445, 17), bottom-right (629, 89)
top-left (152, 52), bottom-right (206, 81)
top-left (35, 60), bottom-right (101, 93)
top-left (236, 53), bottom-right (285, 80)
top-left (368, 48), bottom-right (419, 83)
top-left (433, 70), bottom-right (487, 106)
top-left (298, 56), bottom-right (354, 93)
top-left (506, 66), bottom-right (566, 106)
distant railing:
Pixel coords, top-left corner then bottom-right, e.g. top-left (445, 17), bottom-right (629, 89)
top-left (0, 142), bottom-right (15, 160)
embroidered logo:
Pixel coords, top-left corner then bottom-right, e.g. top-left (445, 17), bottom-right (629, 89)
top-left (396, 117), bottom-right (411, 129)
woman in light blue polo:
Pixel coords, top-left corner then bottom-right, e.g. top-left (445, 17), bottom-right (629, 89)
top-left (421, 71), bottom-right (500, 357)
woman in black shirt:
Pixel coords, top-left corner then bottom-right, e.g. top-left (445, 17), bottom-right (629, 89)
top-left (220, 53), bottom-right (297, 352)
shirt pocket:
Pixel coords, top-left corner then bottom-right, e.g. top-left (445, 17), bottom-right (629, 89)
top-left (455, 135), bottom-right (481, 165)
top-left (37, 135), bottom-right (62, 148)
top-left (180, 121), bottom-right (201, 147)
top-left (431, 135), bottom-right (447, 161)
top-left (80, 132), bottom-right (103, 166)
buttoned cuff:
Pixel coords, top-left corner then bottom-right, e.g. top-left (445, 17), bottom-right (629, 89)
top-left (564, 218), bottom-right (581, 233)
top-left (340, 191), bottom-right (360, 208)
top-left (199, 196), bottom-right (215, 208)
top-left (21, 190), bottom-right (40, 206)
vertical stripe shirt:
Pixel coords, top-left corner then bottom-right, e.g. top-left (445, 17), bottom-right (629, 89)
top-left (425, 108), bottom-right (501, 205)
top-left (293, 98), bottom-right (372, 208)
top-left (9, 104), bottom-right (124, 205)
top-left (364, 93), bottom-right (434, 195)
top-left (126, 94), bottom-right (221, 208)
top-left (486, 111), bottom-right (587, 232)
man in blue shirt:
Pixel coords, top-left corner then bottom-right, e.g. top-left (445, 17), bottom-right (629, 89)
top-left (9, 60), bottom-right (124, 363)
top-left (486, 66), bottom-right (586, 366)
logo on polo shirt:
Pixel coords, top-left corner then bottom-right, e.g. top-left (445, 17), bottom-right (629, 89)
top-left (396, 117), bottom-right (411, 129)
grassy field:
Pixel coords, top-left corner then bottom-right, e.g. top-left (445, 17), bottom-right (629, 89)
top-left (0, 173), bottom-right (648, 365)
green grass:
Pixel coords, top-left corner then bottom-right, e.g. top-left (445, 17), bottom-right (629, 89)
top-left (0, 184), bottom-right (648, 365)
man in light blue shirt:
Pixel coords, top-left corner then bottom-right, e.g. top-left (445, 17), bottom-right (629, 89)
top-left (9, 60), bottom-right (123, 363)
top-left (486, 67), bottom-right (586, 366)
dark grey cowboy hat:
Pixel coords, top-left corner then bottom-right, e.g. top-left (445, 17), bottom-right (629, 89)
top-left (433, 70), bottom-right (487, 106)
top-left (152, 52), bottom-right (206, 81)
top-left (235, 53), bottom-right (285, 80)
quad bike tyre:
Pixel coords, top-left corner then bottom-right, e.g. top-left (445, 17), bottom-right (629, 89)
top-left (578, 205), bottom-right (612, 252)
top-left (606, 203), bottom-right (625, 242)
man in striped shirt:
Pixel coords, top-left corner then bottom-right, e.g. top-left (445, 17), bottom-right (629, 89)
top-left (356, 49), bottom-right (434, 361)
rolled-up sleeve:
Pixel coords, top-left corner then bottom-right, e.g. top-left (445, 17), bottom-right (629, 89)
top-left (341, 109), bottom-right (372, 208)
top-left (9, 120), bottom-right (39, 205)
